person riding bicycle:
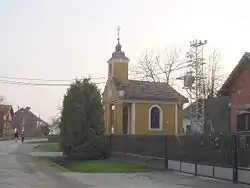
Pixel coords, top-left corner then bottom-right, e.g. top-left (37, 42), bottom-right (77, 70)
top-left (21, 129), bottom-right (24, 143)
top-left (14, 128), bottom-right (18, 142)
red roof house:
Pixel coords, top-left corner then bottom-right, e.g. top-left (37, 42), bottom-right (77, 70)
top-left (11, 106), bottom-right (49, 136)
top-left (218, 52), bottom-right (250, 132)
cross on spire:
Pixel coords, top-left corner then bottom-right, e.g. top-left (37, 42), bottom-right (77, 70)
top-left (117, 26), bottom-right (120, 43)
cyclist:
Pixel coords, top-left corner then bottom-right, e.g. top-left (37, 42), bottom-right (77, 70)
top-left (21, 128), bottom-right (24, 143)
top-left (14, 128), bottom-right (18, 142)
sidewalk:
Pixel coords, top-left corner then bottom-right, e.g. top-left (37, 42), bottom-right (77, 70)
top-left (0, 137), bottom-right (48, 142)
top-left (61, 171), bottom-right (247, 188)
top-left (0, 137), bottom-right (12, 141)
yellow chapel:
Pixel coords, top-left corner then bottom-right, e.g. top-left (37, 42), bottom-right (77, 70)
top-left (102, 34), bottom-right (188, 135)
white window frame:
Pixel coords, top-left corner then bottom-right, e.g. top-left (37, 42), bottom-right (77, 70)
top-left (148, 105), bottom-right (163, 131)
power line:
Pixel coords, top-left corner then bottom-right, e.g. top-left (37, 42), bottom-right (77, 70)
top-left (0, 73), bottom-right (138, 83)
top-left (0, 79), bottom-right (106, 87)
top-left (0, 76), bottom-right (107, 82)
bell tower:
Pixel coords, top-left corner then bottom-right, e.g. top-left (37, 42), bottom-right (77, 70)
top-left (107, 27), bottom-right (130, 84)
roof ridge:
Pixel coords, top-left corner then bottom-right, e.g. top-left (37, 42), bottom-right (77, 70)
top-left (0, 104), bottom-right (12, 107)
top-left (15, 108), bottom-right (48, 124)
top-left (16, 108), bottom-right (39, 118)
top-left (128, 79), bottom-right (172, 85)
top-left (218, 52), bottom-right (250, 95)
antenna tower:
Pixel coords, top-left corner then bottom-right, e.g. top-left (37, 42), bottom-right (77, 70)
top-left (181, 39), bottom-right (207, 134)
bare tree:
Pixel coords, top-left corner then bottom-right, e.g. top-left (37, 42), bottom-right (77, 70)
top-left (0, 96), bottom-right (5, 104)
top-left (158, 48), bottom-right (183, 85)
top-left (203, 49), bottom-right (225, 98)
top-left (131, 48), bottom-right (183, 85)
top-left (51, 116), bottom-right (60, 128)
top-left (131, 47), bottom-right (225, 98)
top-left (130, 50), bottom-right (161, 82)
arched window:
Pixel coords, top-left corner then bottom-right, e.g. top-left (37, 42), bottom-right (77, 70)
top-left (148, 105), bottom-right (163, 130)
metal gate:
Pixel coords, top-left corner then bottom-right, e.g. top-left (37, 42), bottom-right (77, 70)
top-left (234, 133), bottom-right (250, 184)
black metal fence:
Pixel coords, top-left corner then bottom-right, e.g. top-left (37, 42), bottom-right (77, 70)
top-left (167, 134), bottom-right (234, 166)
top-left (237, 133), bottom-right (250, 167)
top-left (107, 134), bottom-right (235, 166)
top-left (108, 135), bottom-right (167, 157)
top-left (106, 133), bottom-right (250, 182)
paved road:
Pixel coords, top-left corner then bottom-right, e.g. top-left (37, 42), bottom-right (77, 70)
top-left (0, 140), bottom-right (84, 188)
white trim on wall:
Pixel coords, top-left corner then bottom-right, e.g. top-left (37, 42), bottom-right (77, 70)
top-left (175, 104), bottom-right (178, 134)
top-left (112, 61), bottom-right (114, 77)
top-left (131, 102), bottom-right (136, 134)
top-left (127, 105), bottom-right (131, 134)
top-left (148, 105), bottom-right (163, 131)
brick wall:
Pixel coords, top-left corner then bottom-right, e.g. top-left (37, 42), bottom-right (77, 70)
top-left (231, 70), bottom-right (250, 131)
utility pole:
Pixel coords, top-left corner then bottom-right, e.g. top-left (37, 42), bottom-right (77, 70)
top-left (178, 39), bottom-right (207, 134)
top-left (38, 115), bottom-right (41, 128)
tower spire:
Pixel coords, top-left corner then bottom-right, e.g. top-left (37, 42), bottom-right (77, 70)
top-left (108, 26), bottom-right (129, 62)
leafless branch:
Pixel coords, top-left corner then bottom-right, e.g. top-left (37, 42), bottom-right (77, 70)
top-left (130, 47), bottom-right (225, 99)
top-left (203, 49), bottom-right (225, 98)
top-left (51, 116), bottom-right (61, 128)
top-left (0, 96), bottom-right (5, 104)
top-left (131, 48), bottom-right (183, 85)
top-left (157, 48), bottom-right (183, 84)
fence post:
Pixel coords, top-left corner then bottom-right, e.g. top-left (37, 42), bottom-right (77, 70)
top-left (233, 134), bottom-right (238, 182)
top-left (123, 135), bottom-right (126, 154)
top-left (140, 137), bottom-right (143, 155)
top-left (164, 136), bottom-right (168, 169)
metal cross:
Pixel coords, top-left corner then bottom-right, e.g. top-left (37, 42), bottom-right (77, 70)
top-left (117, 26), bottom-right (120, 39)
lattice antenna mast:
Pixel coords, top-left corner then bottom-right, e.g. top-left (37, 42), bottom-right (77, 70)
top-left (184, 39), bottom-right (207, 133)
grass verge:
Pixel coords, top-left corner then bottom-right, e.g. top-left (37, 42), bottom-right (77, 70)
top-left (34, 143), bottom-right (61, 152)
top-left (41, 157), bottom-right (70, 172)
top-left (63, 160), bottom-right (151, 173)
top-left (26, 140), bottom-right (53, 144)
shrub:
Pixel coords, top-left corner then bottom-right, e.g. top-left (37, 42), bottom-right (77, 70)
top-left (60, 78), bottom-right (107, 159)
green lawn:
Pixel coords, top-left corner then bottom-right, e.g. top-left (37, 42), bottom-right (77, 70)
top-left (63, 160), bottom-right (151, 173)
top-left (34, 143), bottom-right (61, 152)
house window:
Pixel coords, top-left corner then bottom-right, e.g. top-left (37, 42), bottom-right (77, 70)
top-left (149, 105), bottom-right (163, 130)
top-left (237, 113), bottom-right (250, 131)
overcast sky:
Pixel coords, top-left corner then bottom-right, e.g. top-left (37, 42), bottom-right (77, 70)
top-left (0, 0), bottom-right (249, 122)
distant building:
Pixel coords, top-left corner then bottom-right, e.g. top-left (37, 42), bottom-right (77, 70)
top-left (0, 105), bottom-right (14, 137)
top-left (11, 106), bottom-right (49, 136)
top-left (183, 96), bottom-right (231, 134)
